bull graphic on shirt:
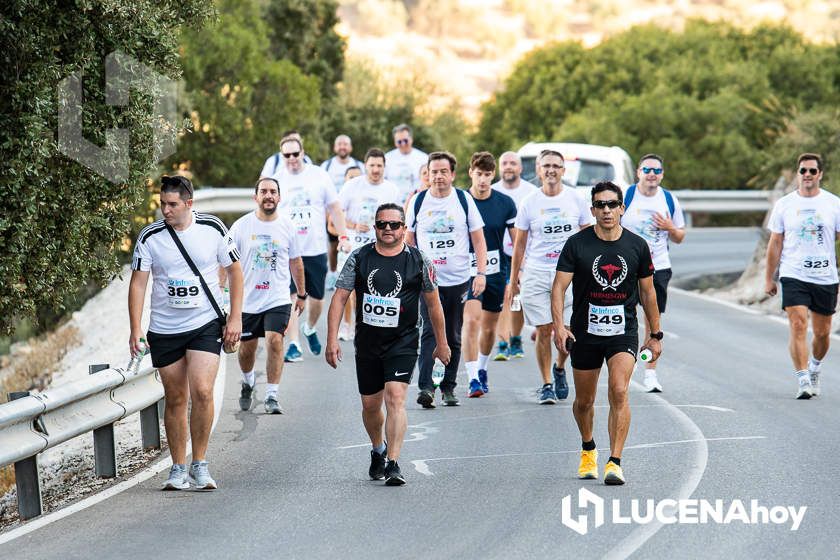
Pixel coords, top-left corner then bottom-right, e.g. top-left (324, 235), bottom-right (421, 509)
top-left (592, 255), bottom-right (628, 291)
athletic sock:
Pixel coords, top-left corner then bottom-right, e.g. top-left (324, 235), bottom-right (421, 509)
top-left (477, 353), bottom-right (490, 371)
top-left (796, 369), bottom-right (809, 379)
top-left (242, 370), bottom-right (255, 387)
top-left (582, 440), bottom-right (596, 451)
top-left (466, 361), bottom-right (479, 381)
top-left (808, 357), bottom-right (822, 372)
top-left (265, 383), bottom-right (279, 398)
top-left (645, 368), bottom-right (657, 377)
top-left (302, 322), bottom-right (317, 336)
top-left (373, 443), bottom-right (386, 455)
top-left (608, 456), bottom-right (621, 466)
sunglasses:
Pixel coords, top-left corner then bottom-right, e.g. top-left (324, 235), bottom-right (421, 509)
top-left (641, 167), bottom-right (663, 175)
top-left (375, 220), bottom-right (404, 230)
top-left (593, 200), bottom-right (622, 209)
top-left (161, 175), bottom-right (194, 196)
top-left (282, 151), bottom-right (301, 159)
top-left (799, 167), bottom-right (820, 176)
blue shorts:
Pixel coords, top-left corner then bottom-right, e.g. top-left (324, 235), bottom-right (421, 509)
top-left (290, 253), bottom-right (328, 300)
top-left (467, 272), bottom-right (506, 313)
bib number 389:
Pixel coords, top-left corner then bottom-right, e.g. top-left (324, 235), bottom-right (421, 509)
top-left (167, 277), bottom-right (201, 308)
top-left (362, 293), bottom-right (400, 328)
top-left (587, 304), bottom-right (625, 336)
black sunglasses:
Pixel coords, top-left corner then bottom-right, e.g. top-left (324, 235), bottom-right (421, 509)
top-left (161, 175), bottom-right (194, 196)
top-left (593, 200), bottom-right (622, 209)
top-left (641, 166), bottom-right (663, 174)
top-left (375, 220), bottom-right (404, 230)
top-left (799, 167), bottom-right (819, 176)
top-left (396, 139), bottom-right (410, 146)
top-left (282, 151), bottom-right (301, 159)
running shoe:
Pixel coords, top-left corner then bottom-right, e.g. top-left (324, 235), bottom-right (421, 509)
top-left (604, 461), bottom-right (625, 485)
top-left (338, 322), bottom-right (354, 341)
top-left (468, 378), bottom-right (484, 398)
top-left (578, 449), bottom-right (598, 480)
top-left (644, 370), bottom-right (662, 393)
top-left (189, 460), bottom-right (217, 490)
top-left (493, 341), bottom-right (510, 361)
top-left (284, 341), bottom-right (303, 363)
top-left (417, 389), bottom-right (436, 409)
top-left (809, 370), bottom-right (821, 397)
top-left (162, 464), bottom-right (189, 490)
top-left (384, 459), bottom-right (406, 486)
top-left (304, 330), bottom-right (322, 355)
top-left (796, 374), bottom-right (814, 400)
top-left (538, 384), bottom-right (557, 405)
top-left (264, 395), bottom-right (283, 414)
top-left (326, 271), bottom-right (337, 291)
top-left (553, 365), bottom-right (569, 400)
top-left (369, 448), bottom-right (387, 480)
top-left (441, 389), bottom-right (460, 406)
top-left (239, 382), bottom-right (255, 411)
top-left (509, 336), bottom-right (524, 359)
top-left (478, 369), bottom-right (489, 394)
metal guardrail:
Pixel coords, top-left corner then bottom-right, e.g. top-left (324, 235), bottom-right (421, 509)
top-left (0, 362), bottom-right (163, 520)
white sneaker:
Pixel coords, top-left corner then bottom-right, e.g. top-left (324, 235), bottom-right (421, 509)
top-left (644, 371), bottom-right (662, 393)
top-left (189, 460), bottom-right (217, 490)
top-left (796, 374), bottom-right (814, 400)
top-left (809, 370), bottom-right (821, 397)
top-left (162, 464), bottom-right (189, 490)
top-left (338, 322), bottom-right (354, 341)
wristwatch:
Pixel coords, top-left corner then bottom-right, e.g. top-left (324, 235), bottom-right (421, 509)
top-left (649, 331), bottom-right (664, 340)
top-left (298, 292), bottom-right (308, 300)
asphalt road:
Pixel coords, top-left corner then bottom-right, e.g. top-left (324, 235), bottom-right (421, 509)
top-left (2, 285), bottom-right (838, 559)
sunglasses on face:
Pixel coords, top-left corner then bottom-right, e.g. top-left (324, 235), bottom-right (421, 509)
top-left (396, 139), bottom-right (410, 146)
top-left (641, 167), bottom-right (663, 175)
top-left (799, 167), bottom-right (820, 176)
top-left (375, 220), bottom-right (404, 230)
top-left (282, 151), bottom-right (301, 159)
top-left (592, 200), bottom-right (622, 209)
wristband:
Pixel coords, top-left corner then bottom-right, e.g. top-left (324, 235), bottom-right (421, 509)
top-left (476, 272), bottom-right (486, 276)
top-left (298, 292), bottom-right (308, 300)
top-left (339, 235), bottom-right (349, 241)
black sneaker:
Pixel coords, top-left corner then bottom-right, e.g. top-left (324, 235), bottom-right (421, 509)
top-left (553, 366), bottom-right (569, 400)
top-left (417, 389), bottom-right (435, 409)
top-left (369, 448), bottom-right (387, 480)
top-left (441, 389), bottom-right (460, 406)
top-left (384, 459), bottom-right (405, 486)
top-left (239, 382), bottom-right (255, 411)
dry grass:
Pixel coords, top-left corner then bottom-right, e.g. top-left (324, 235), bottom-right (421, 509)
top-left (0, 466), bottom-right (14, 497)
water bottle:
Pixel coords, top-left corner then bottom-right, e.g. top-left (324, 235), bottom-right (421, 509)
top-left (223, 287), bottom-right (231, 314)
top-left (336, 245), bottom-right (349, 275)
top-left (510, 294), bottom-right (522, 312)
top-left (431, 358), bottom-right (445, 387)
top-left (127, 338), bottom-right (148, 375)
top-left (639, 346), bottom-right (653, 362)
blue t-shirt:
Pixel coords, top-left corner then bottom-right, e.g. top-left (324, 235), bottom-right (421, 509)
top-left (469, 189), bottom-right (517, 277)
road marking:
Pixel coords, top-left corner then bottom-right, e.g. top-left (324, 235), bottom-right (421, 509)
top-left (335, 422), bottom-right (439, 450)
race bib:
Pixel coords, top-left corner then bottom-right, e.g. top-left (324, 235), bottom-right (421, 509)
top-left (352, 230), bottom-right (375, 249)
top-left (470, 249), bottom-right (501, 276)
top-left (541, 220), bottom-right (574, 242)
top-left (426, 232), bottom-right (456, 260)
top-left (801, 255), bottom-right (832, 277)
top-left (587, 304), bottom-right (625, 336)
top-left (362, 293), bottom-right (401, 328)
top-left (289, 205), bottom-right (313, 235)
top-left (167, 277), bottom-right (201, 308)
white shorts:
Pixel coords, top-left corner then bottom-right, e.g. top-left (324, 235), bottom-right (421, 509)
top-left (521, 269), bottom-right (572, 327)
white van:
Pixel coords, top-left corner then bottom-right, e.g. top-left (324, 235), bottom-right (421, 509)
top-left (517, 142), bottom-right (635, 197)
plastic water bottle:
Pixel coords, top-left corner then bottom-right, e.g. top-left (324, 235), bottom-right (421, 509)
top-left (639, 346), bottom-right (653, 362)
top-left (336, 246), bottom-right (349, 275)
top-left (223, 287), bottom-right (231, 314)
top-left (127, 338), bottom-right (148, 375)
top-left (431, 358), bottom-right (445, 387)
top-left (510, 294), bottom-right (522, 312)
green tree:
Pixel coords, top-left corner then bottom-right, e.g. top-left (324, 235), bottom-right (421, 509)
top-left (0, 0), bottom-right (214, 335)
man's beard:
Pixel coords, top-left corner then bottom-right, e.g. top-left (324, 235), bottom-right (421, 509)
top-left (261, 204), bottom-right (277, 214)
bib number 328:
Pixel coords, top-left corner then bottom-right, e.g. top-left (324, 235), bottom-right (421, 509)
top-left (587, 304), bottom-right (625, 336)
top-left (362, 293), bottom-right (400, 328)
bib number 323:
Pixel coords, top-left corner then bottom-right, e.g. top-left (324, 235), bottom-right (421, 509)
top-left (587, 304), bottom-right (625, 336)
top-left (362, 293), bottom-right (400, 327)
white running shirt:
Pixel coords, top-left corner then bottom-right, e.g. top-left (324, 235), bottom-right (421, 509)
top-left (274, 163), bottom-right (338, 256)
top-left (406, 189), bottom-right (484, 286)
top-left (768, 189), bottom-right (840, 285)
top-left (320, 156), bottom-right (364, 191)
top-left (620, 187), bottom-right (685, 271)
top-left (492, 179), bottom-right (539, 256)
top-left (132, 213), bottom-right (239, 334)
top-left (514, 188), bottom-right (592, 271)
top-left (384, 147), bottom-right (427, 202)
top-left (228, 211), bottom-right (301, 314)
top-left (338, 176), bottom-right (401, 249)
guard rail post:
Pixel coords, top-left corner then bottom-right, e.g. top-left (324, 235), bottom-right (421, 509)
top-left (8, 391), bottom-right (42, 520)
top-left (89, 364), bottom-right (117, 478)
top-left (139, 400), bottom-right (161, 450)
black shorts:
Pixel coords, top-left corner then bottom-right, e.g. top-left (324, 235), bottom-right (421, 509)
top-left (467, 273), bottom-right (506, 313)
top-left (147, 319), bottom-right (223, 369)
top-left (652, 268), bottom-right (672, 313)
top-left (570, 333), bottom-right (638, 371)
top-left (355, 352), bottom-right (417, 396)
top-left (241, 304), bottom-right (292, 341)
top-left (290, 253), bottom-right (328, 300)
top-left (780, 277), bottom-right (838, 316)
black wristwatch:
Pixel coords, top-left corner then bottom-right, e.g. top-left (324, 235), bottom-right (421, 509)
top-left (298, 292), bottom-right (308, 300)
top-left (649, 331), bottom-right (664, 340)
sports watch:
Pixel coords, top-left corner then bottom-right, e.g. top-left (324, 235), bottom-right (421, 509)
top-left (649, 331), bottom-right (664, 340)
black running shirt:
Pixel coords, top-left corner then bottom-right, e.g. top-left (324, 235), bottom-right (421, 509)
top-left (336, 243), bottom-right (437, 355)
top-left (556, 227), bottom-right (654, 342)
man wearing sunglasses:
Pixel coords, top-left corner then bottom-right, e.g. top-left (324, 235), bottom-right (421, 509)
top-left (553, 181), bottom-right (662, 485)
top-left (260, 129), bottom-right (314, 178)
top-left (385, 123), bottom-right (428, 203)
top-left (620, 154), bottom-right (685, 393)
top-left (272, 134), bottom-right (352, 363)
top-left (326, 204), bottom-right (450, 485)
top-left (765, 153), bottom-right (840, 399)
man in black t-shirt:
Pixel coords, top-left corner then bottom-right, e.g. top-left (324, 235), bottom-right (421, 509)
top-left (552, 182), bottom-right (663, 486)
top-left (326, 203), bottom-right (451, 486)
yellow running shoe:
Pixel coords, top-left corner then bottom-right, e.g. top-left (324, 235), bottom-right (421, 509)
top-left (604, 461), bottom-right (625, 485)
top-left (578, 449), bottom-right (598, 479)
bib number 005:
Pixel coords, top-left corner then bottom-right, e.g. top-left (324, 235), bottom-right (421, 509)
top-left (362, 293), bottom-right (400, 328)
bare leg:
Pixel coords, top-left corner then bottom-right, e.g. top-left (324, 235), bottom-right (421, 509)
top-left (185, 350), bottom-right (220, 461)
top-left (811, 312), bottom-right (832, 362)
top-left (536, 324), bottom-right (553, 384)
top-left (383, 382), bottom-right (408, 460)
top-left (237, 339), bottom-right (258, 376)
top-left (479, 311), bottom-right (500, 356)
top-left (264, 331), bottom-right (285, 384)
top-left (462, 300), bottom-right (482, 362)
top-left (287, 293), bottom-right (301, 345)
top-left (307, 298), bottom-right (324, 330)
top-left (786, 305), bottom-right (809, 371)
top-left (360, 392), bottom-right (385, 448)
top-left (606, 352), bottom-right (635, 458)
top-left (572, 367), bottom-right (601, 442)
top-left (158, 358), bottom-right (189, 465)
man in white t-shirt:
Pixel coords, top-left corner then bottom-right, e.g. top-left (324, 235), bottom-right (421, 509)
top-left (385, 123), bottom-right (427, 203)
top-left (491, 151), bottom-right (538, 361)
top-left (620, 153), bottom-right (686, 393)
top-left (228, 178), bottom-right (306, 415)
top-left (260, 130), bottom-right (315, 178)
top-left (273, 135), bottom-right (351, 363)
top-left (765, 152), bottom-right (840, 399)
top-left (320, 134), bottom-right (364, 191)
top-left (406, 151), bottom-right (488, 407)
top-left (510, 150), bottom-right (592, 405)
top-left (129, 175), bottom-right (243, 491)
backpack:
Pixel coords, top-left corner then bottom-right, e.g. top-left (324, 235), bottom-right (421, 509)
top-left (624, 184), bottom-right (675, 216)
top-left (411, 188), bottom-right (471, 230)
